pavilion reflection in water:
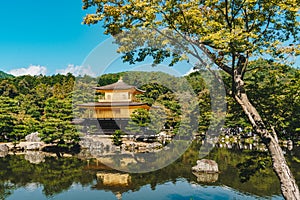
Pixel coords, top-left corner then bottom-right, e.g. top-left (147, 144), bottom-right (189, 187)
top-left (96, 172), bottom-right (131, 200)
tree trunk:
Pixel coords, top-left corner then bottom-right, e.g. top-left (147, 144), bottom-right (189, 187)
top-left (234, 72), bottom-right (300, 199)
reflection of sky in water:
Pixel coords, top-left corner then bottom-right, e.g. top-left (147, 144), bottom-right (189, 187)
top-left (7, 179), bottom-right (283, 200)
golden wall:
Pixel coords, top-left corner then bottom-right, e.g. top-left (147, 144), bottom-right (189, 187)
top-left (90, 105), bottom-right (149, 119)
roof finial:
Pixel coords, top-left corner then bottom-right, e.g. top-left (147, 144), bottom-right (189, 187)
top-left (116, 192), bottom-right (122, 200)
top-left (118, 76), bottom-right (123, 82)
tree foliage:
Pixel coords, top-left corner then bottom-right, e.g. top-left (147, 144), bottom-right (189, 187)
top-left (113, 130), bottom-right (124, 146)
top-left (0, 68), bottom-right (299, 143)
top-left (0, 74), bottom-right (79, 148)
top-left (0, 70), bottom-right (13, 79)
top-left (83, 0), bottom-right (299, 66)
top-left (82, 0), bottom-right (300, 198)
top-left (40, 97), bottom-right (79, 148)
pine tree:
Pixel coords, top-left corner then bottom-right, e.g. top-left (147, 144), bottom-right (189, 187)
top-left (0, 97), bottom-right (17, 141)
top-left (40, 97), bottom-right (79, 149)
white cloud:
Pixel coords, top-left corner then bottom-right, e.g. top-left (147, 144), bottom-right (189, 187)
top-left (8, 65), bottom-right (47, 76)
top-left (184, 67), bottom-right (199, 76)
top-left (56, 64), bottom-right (96, 77)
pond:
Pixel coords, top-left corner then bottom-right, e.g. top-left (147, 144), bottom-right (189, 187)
top-left (1, 141), bottom-right (299, 200)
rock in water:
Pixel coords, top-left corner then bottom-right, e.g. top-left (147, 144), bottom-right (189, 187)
top-left (25, 151), bottom-right (45, 164)
top-left (25, 132), bottom-right (41, 142)
top-left (0, 144), bottom-right (9, 157)
top-left (25, 142), bottom-right (43, 150)
top-left (192, 159), bottom-right (219, 173)
top-left (192, 172), bottom-right (219, 183)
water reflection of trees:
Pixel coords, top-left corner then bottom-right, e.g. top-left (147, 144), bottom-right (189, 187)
top-left (0, 155), bottom-right (94, 197)
top-left (0, 143), bottom-right (299, 198)
top-left (91, 141), bottom-right (287, 197)
top-left (206, 147), bottom-right (282, 196)
top-left (0, 182), bottom-right (15, 200)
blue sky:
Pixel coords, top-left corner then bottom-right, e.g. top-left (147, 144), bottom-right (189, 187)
top-left (0, 1), bottom-right (192, 77)
top-left (0, 1), bottom-right (107, 75)
top-left (1, 1), bottom-right (299, 77)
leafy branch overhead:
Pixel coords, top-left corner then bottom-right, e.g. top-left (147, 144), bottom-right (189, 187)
top-left (83, 0), bottom-right (300, 71)
top-left (82, 1), bottom-right (300, 198)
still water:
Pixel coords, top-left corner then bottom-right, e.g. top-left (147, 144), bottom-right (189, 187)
top-left (1, 142), bottom-right (299, 200)
top-left (7, 181), bottom-right (283, 200)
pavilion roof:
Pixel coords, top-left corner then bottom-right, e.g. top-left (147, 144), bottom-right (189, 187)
top-left (77, 102), bottom-right (149, 107)
top-left (93, 78), bottom-right (145, 93)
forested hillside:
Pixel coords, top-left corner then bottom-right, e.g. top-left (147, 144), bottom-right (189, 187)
top-left (0, 60), bottom-right (299, 147)
top-left (0, 71), bottom-right (13, 79)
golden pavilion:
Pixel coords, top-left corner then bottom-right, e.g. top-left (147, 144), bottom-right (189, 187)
top-left (77, 78), bottom-right (150, 133)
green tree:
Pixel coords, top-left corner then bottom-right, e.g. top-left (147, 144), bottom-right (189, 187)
top-left (11, 110), bottom-right (39, 143)
top-left (0, 94), bottom-right (39, 144)
top-left (0, 97), bottom-right (17, 142)
top-left (72, 75), bottom-right (97, 118)
top-left (0, 80), bottom-right (18, 98)
top-left (113, 130), bottom-right (124, 146)
top-left (147, 107), bottom-right (166, 134)
top-left (244, 60), bottom-right (300, 140)
top-left (40, 97), bottom-right (79, 149)
top-left (219, 60), bottom-right (300, 140)
top-left (83, 0), bottom-right (300, 198)
top-left (29, 83), bottom-right (53, 121)
top-left (126, 108), bottom-right (151, 135)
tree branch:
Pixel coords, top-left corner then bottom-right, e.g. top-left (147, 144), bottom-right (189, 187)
top-left (197, 44), bottom-right (233, 75)
top-left (253, 12), bottom-right (272, 44)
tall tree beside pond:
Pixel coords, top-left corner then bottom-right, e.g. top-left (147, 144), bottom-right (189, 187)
top-left (10, 97), bottom-right (39, 143)
top-left (72, 75), bottom-right (98, 119)
top-left (244, 59), bottom-right (300, 140)
top-left (0, 97), bottom-right (18, 142)
top-left (126, 108), bottom-right (151, 135)
top-left (186, 72), bottom-right (210, 129)
top-left (83, 0), bottom-right (300, 198)
top-left (219, 60), bottom-right (300, 140)
top-left (0, 95), bottom-right (37, 143)
top-left (40, 96), bottom-right (79, 149)
top-left (138, 82), bottom-right (181, 131)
